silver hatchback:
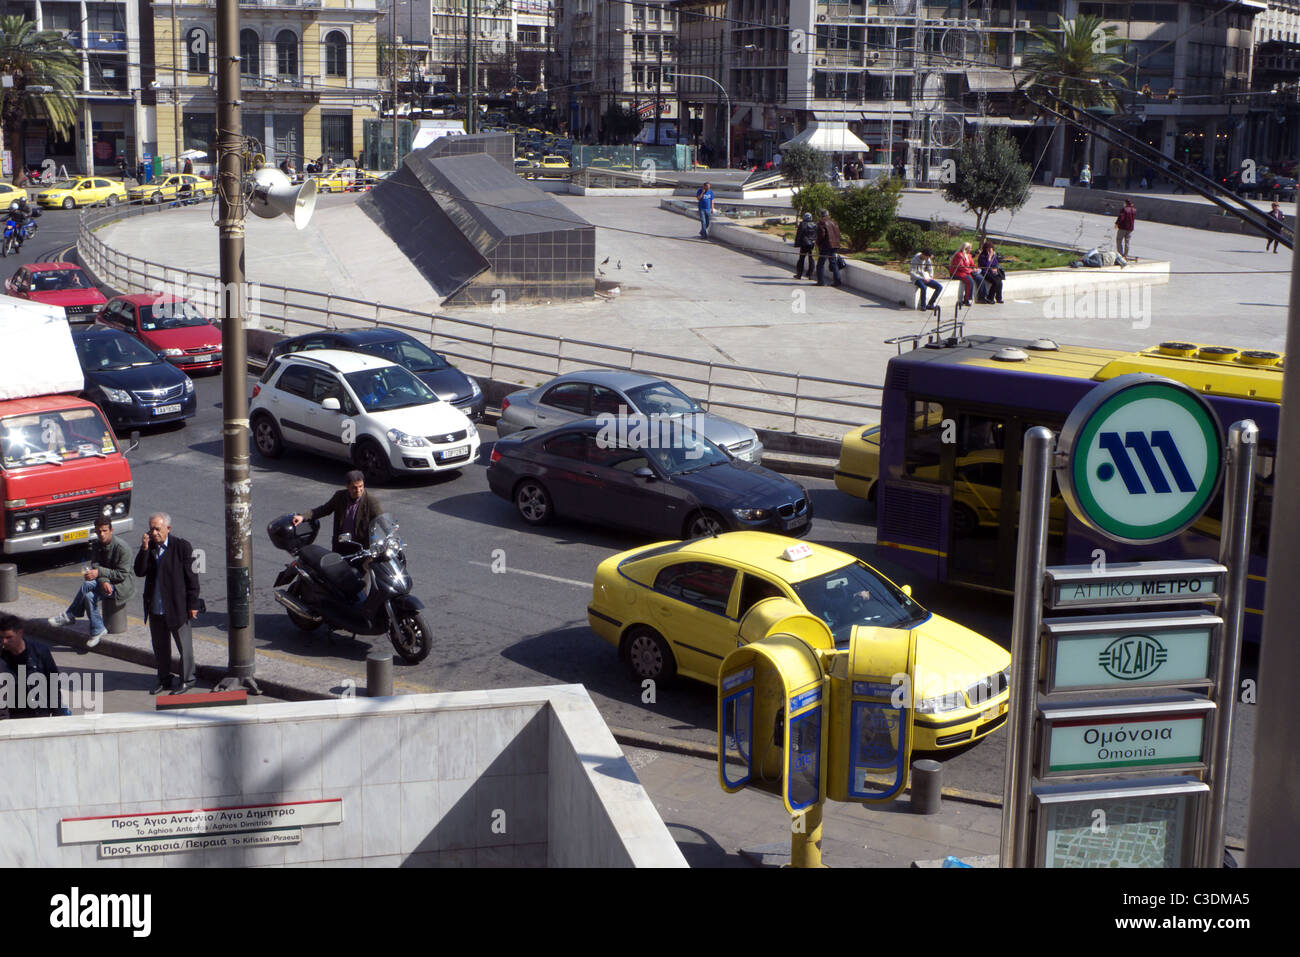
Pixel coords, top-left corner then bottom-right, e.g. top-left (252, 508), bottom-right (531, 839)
top-left (496, 370), bottom-right (764, 464)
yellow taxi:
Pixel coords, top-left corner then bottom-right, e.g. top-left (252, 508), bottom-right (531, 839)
top-left (0, 182), bottom-right (29, 205)
top-left (536, 155), bottom-right (571, 178)
top-left (36, 176), bottom-right (128, 209)
top-left (587, 531), bottom-right (1011, 750)
top-left (127, 173), bottom-right (214, 205)
top-left (311, 168), bottom-right (358, 193)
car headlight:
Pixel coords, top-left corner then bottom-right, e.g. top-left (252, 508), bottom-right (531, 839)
top-left (732, 508), bottom-right (770, 521)
top-left (101, 504), bottom-right (113, 517)
top-left (386, 429), bottom-right (428, 449)
top-left (916, 691), bottom-right (968, 714)
top-left (14, 520), bottom-right (26, 533)
top-left (184, 377), bottom-right (195, 394)
top-left (468, 377), bottom-right (482, 397)
top-left (161, 348), bottom-right (183, 357)
top-left (28, 517), bottom-right (40, 530)
top-left (114, 502), bottom-right (126, 515)
top-left (100, 385), bottom-right (133, 404)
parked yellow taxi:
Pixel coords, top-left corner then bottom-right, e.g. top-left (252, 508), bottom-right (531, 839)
top-left (587, 531), bottom-right (1011, 750)
top-left (37, 176), bottom-right (128, 209)
top-left (127, 173), bottom-right (214, 205)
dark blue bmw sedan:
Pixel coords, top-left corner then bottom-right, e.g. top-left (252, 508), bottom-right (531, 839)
top-left (72, 326), bottom-right (197, 430)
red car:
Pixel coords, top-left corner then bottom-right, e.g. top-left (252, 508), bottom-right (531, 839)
top-left (95, 294), bottom-right (222, 371)
top-left (4, 262), bottom-right (108, 323)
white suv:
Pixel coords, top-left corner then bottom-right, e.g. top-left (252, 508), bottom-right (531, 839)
top-left (250, 349), bottom-right (480, 482)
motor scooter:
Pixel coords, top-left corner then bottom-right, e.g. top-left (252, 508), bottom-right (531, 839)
top-left (267, 512), bottom-right (431, 664)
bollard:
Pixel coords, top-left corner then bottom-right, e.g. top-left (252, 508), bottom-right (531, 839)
top-left (911, 759), bottom-right (943, 814)
top-left (0, 564), bottom-right (15, 603)
top-left (104, 602), bottom-right (128, 635)
top-left (366, 649), bottom-right (393, 698)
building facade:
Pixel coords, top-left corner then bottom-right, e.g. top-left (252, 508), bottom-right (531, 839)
top-left (147, 0), bottom-right (382, 172)
top-left (2, 0), bottom-right (145, 174)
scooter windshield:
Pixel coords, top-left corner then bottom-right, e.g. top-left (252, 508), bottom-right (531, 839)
top-left (370, 514), bottom-right (398, 548)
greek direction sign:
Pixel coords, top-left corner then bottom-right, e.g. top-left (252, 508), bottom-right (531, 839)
top-left (1044, 560), bottom-right (1225, 611)
top-left (60, 798), bottom-right (343, 851)
top-left (1041, 611), bottom-right (1219, 693)
top-left (1032, 777), bottom-right (1209, 868)
top-left (1057, 375), bottom-right (1224, 545)
top-left (1038, 697), bottom-right (1215, 777)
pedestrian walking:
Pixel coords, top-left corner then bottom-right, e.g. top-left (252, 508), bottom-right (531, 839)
top-left (182, 157), bottom-right (193, 175)
top-left (910, 248), bottom-right (943, 309)
top-left (793, 212), bottom-right (819, 280)
top-left (1079, 163), bottom-right (1092, 188)
top-left (948, 242), bottom-right (980, 306)
top-left (696, 181), bottom-right (714, 239)
top-left (1266, 201), bottom-right (1289, 253)
top-left (47, 516), bottom-right (134, 647)
top-left (815, 209), bottom-right (843, 286)
top-left (134, 512), bottom-right (201, 695)
top-left (1115, 198), bottom-right (1137, 259)
top-left (977, 240), bottom-right (1006, 304)
top-left (0, 614), bottom-right (64, 718)
top-left (136, 161), bottom-right (147, 185)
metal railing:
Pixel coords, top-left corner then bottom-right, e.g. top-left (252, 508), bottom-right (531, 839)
top-left (76, 203), bottom-right (883, 438)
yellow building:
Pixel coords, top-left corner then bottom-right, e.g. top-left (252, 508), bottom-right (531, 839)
top-left (148, 0), bottom-right (383, 170)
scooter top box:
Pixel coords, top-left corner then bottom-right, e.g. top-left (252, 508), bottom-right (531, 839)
top-left (267, 513), bottom-right (320, 553)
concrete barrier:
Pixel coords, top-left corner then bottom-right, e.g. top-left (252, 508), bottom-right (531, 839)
top-left (1062, 186), bottom-right (1294, 237)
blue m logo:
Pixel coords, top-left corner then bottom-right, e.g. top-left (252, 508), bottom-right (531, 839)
top-left (1097, 431), bottom-right (1199, 495)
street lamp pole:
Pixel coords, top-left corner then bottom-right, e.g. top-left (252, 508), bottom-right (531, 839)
top-left (672, 72), bottom-right (728, 168)
top-left (213, 0), bottom-right (259, 694)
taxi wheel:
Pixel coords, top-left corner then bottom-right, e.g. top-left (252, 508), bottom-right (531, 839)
top-left (62, 197), bottom-right (74, 209)
top-left (251, 413), bottom-right (284, 459)
top-left (107, 194), bottom-right (119, 207)
top-left (149, 192), bottom-right (163, 205)
top-left (514, 479), bottom-right (553, 525)
top-left (623, 627), bottom-right (676, 684)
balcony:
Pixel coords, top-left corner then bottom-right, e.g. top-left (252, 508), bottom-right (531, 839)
top-left (67, 31), bottom-right (128, 52)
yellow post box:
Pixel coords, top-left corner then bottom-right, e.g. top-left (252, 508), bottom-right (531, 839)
top-left (826, 625), bottom-right (918, 803)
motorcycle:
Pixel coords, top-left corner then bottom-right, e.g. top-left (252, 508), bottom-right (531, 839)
top-left (267, 512), bottom-right (431, 664)
top-left (1, 212), bottom-right (38, 257)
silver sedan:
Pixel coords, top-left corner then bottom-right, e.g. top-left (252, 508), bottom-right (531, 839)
top-left (496, 370), bottom-right (764, 464)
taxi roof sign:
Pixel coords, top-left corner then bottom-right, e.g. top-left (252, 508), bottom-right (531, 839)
top-left (782, 543), bottom-right (813, 562)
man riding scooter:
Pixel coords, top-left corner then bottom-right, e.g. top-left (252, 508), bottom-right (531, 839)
top-left (4, 197), bottom-right (39, 254)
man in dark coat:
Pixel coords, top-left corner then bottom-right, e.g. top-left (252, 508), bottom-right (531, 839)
top-left (815, 209), bottom-right (843, 287)
top-left (134, 512), bottom-right (201, 695)
top-left (48, 515), bottom-right (134, 647)
top-left (292, 470), bottom-right (382, 553)
top-left (0, 614), bottom-right (63, 718)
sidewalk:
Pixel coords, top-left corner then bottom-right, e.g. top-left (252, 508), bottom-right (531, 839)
top-left (7, 585), bottom-right (1002, 868)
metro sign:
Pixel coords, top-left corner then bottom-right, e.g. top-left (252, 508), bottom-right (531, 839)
top-left (1058, 375), bottom-right (1224, 544)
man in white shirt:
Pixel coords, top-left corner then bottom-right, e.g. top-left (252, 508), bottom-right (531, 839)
top-left (910, 248), bottom-right (943, 310)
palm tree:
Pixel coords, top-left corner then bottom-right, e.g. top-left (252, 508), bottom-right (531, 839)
top-left (1018, 14), bottom-right (1127, 182)
top-left (0, 16), bottom-right (81, 182)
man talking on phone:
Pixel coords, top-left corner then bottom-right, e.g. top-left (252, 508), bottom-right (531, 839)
top-left (134, 512), bottom-right (201, 695)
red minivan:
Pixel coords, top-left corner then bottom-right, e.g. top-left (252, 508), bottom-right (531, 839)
top-left (96, 294), bottom-right (223, 371)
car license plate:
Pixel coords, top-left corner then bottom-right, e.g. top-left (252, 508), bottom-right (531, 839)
top-left (438, 445), bottom-right (469, 460)
top-left (61, 529), bottom-right (89, 543)
top-left (153, 404), bottom-right (182, 415)
top-left (783, 514), bottom-right (809, 531)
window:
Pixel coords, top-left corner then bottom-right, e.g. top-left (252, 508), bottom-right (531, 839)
top-left (325, 31), bottom-right (347, 77)
top-left (276, 30), bottom-right (299, 76)
top-left (653, 562), bottom-right (736, 615)
top-left (321, 114), bottom-right (352, 163)
top-left (541, 432), bottom-right (588, 460)
top-left (240, 29), bottom-right (260, 76)
top-left (187, 27), bottom-right (210, 74)
top-left (904, 400), bottom-right (946, 479)
top-left (541, 382), bottom-right (589, 414)
top-left (738, 574), bottom-right (785, 618)
top-left (632, 65), bottom-right (645, 86)
top-left (275, 365), bottom-right (313, 398)
top-left (590, 386), bottom-right (622, 416)
top-left (182, 112), bottom-right (216, 164)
